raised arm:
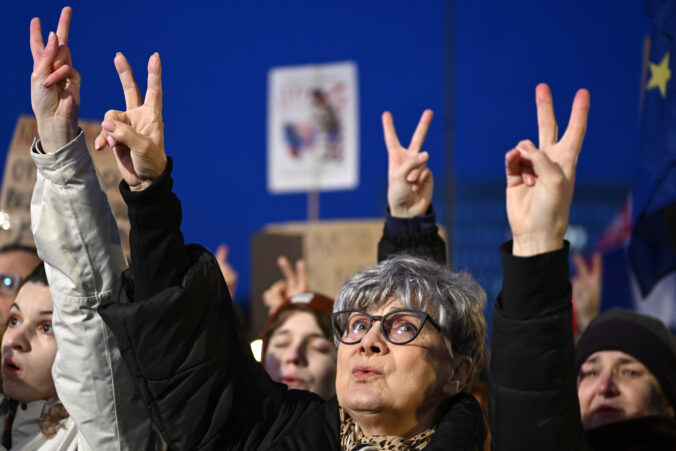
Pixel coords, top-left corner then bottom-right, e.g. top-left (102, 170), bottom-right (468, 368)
top-left (490, 83), bottom-right (590, 450)
top-left (95, 53), bottom-right (323, 450)
top-left (377, 110), bottom-right (447, 264)
top-left (28, 7), bottom-right (151, 449)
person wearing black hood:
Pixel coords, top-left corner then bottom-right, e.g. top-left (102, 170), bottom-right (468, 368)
top-left (489, 83), bottom-right (676, 450)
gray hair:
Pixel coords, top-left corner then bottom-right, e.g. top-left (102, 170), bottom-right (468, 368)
top-left (333, 255), bottom-right (487, 383)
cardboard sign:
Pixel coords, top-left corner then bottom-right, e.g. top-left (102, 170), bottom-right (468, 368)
top-left (249, 220), bottom-right (447, 336)
top-left (0, 115), bottom-right (130, 254)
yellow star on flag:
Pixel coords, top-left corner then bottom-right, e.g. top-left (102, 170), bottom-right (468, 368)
top-left (646, 52), bottom-right (671, 98)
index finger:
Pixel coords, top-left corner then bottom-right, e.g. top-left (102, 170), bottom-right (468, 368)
top-left (295, 259), bottom-right (307, 290)
top-left (56, 7), bottom-right (72, 46)
top-left (408, 109), bottom-right (434, 153)
top-left (535, 83), bottom-right (558, 148)
top-left (560, 88), bottom-right (590, 157)
top-left (382, 111), bottom-right (402, 151)
top-left (572, 252), bottom-right (589, 277)
top-left (144, 52), bottom-right (163, 112)
top-left (215, 244), bottom-right (229, 263)
top-left (29, 17), bottom-right (44, 65)
top-left (277, 256), bottom-right (297, 286)
top-left (114, 53), bottom-right (143, 109)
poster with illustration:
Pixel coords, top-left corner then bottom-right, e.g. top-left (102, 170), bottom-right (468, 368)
top-left (268, 61), bottom-right (359, 193)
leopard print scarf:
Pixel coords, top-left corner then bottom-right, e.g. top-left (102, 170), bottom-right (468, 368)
top-left (339, 406), bottom-right (435, 451)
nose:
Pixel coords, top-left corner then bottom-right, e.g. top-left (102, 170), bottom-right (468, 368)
top-left (358, 321), bottom-right (388, 355)
top-left (596, 371), bottom-right (619, 397)
top-left (283, 342), bottom-right (307, 366)
top-left (4, 324), bottom-right (30, 353)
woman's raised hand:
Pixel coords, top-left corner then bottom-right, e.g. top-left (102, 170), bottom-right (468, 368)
top-left (30, 7), bottom-right (80, 153)
top-left (384, 110), bottom-right (434, 218)
top-left (95, 53), bottom-right (167, 191)
top-left (505, 83), bottom-right (590, 256)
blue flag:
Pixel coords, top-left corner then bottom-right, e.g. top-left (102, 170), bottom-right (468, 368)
top-left (628, 0), bottom-right (676, 296)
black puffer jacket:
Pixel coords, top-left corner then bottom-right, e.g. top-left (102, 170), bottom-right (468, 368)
top-left (99, 162), bottom-right (486, 450)
top-left (489, 242), bottom-right (676, 450)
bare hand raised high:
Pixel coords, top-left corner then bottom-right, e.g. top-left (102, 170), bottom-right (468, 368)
top-left (95, 53), bottom-right (167, 191)
top-left (384, 110), bottom-right (434, 218)
top-left (505, 83), bottom-right (590, 256)
top-left (30, 7), bottom-right (80, 153)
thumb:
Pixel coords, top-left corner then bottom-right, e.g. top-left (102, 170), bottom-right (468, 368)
top-left (101, 119), bottom-right (147, 152)
top-left (396, 152), bottom-right (429, 178)
top-left (517, 146), bottom-right (561, 184)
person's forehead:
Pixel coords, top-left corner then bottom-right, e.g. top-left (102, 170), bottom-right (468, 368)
top-left (14, 283), bottom-right (52, 314)
top-left (367, 297), bottom-right (404, 315)
top-left (0, 251), bottom-right (39, 276)
top-left (584, 350), bottom-right (644, 366)
top-left (274, 311), bottom-right (324, 337)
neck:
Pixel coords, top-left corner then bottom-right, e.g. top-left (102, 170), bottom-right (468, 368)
top-left (348, 400), bottom-right (440, 439)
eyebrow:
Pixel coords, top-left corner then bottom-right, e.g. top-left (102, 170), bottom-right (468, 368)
top-left (583, 354), bottom-right (640, 366)
top-left (8, 304), bottom-right (52, 316)
top-left (272, 329), bottom-right (327, 340)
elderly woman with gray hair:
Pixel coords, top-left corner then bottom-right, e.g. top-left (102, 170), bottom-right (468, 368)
top-left (83, 51), bottom-right (489, 451)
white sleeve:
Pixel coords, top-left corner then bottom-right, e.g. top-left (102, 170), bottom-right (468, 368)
top-left (30, 131), bottom-right (151, 450)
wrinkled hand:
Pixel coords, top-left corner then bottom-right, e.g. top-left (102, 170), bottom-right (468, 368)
top-left (506, 83), bottom-right (590, 256)
top-left (384, 110), bottom-right (434, 218)
top-left (572, 251), bottom-right (602, 335)
top-left (215, 244), bottom-right (238, 299)
top-left (262, 256), bottom-right (308, 316)
top-left (95, 53), bottom-right (167, 191)
top-left (30, 7), bottom-right (80, 153)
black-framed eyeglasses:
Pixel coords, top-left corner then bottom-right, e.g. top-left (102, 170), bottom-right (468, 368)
top-left (0, 273), bottom-right (21, 296)
top-left (331, 308), bottom-right (443, 345)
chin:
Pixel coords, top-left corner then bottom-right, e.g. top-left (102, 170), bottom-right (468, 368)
top-left (340, 388), bottom-right (387, 412)
top-left (584, 412), bottom-right (626, 430)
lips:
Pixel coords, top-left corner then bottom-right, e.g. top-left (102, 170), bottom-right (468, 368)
top-left (352, 366), bottom-right (382, 380)
top-left (2, 358), bottom-right (21, 377)
top-left (592, 405), bottom-right (623, 418)
top-left (281, 376), bottom-right (304, 388)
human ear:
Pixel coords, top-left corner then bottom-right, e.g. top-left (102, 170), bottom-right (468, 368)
top-left (443, 355), bottom-right (472, 396)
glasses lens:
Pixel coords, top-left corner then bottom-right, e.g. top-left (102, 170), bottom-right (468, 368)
top-left (384, 311), bottom-right (423, 343)
top-left (335, 311), bottom-right (371, 343)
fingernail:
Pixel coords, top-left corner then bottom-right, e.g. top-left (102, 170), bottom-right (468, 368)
top-left (48, 31), bottom-right (55, 43)
top-left (418, 152), bottom-right (428, 161)
top-left (101, 120), bottom-right (115, 132)
top-left (106, 136), bottom-right (116, 147)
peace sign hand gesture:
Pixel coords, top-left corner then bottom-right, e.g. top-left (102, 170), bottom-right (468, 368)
top-left (30, 7), bottom-right (80, 153)
top-left (384, 110), bottom-right (434, 218)
top-left (95, 53), bottom-right (167, 192)
top-left (505, 83), bottom-right (590, 256)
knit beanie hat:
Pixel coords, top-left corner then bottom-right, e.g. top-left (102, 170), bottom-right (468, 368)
top-left (575, 308), bottom-right (676, 409)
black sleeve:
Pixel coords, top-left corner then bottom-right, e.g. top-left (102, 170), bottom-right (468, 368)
top-left (665, 202), bottom-right (676, 251)
top-left (377, 206), bottom-right (447, 265)
top-left (489, 241), bottom-right (587, 451)
top-left (100, 162), bottom-right (322, 450)
top-left (119, 158), bottom-right (190, 301)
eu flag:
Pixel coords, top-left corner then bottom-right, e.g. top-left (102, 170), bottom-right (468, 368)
top-left (628, 0), bottom-right (676, 296)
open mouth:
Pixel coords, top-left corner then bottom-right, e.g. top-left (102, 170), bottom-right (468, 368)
top-left (2, 360), bottom-right (21, 377)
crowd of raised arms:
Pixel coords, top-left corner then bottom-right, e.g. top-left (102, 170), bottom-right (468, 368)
top-left (0, 6), bottom-right (673, 451)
